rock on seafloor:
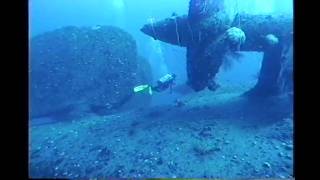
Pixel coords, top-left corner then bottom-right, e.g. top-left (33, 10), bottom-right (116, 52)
top-left (30, 26), bottom-right (152, 118)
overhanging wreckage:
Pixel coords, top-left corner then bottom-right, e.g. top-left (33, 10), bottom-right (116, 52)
top-left (141, 0), bottom-right (293, 96)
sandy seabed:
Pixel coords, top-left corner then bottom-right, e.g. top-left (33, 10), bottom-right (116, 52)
top-left (29, 90), bottom-right (293, 179)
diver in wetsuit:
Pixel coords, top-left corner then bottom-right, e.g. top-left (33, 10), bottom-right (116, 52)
top-left (133, 73), bottom-right (176, 95)
top-left (152, 73), bottom-right (176, 93)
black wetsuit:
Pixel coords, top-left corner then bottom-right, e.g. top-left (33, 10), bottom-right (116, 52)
top-left (152, 74), bottom-right (176, 92)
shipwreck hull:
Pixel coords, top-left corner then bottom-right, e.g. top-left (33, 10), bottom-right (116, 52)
top-left (140, 0), bottom-right (293, 96)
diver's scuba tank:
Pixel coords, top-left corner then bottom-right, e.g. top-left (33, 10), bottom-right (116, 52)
top-left (133, 84), bottom-right (153, 95)
top-left (158, 74), bottom-right (174, 83)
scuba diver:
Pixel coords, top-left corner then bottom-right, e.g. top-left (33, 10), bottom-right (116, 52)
top-left (133, 73), bottom-right (176, 95)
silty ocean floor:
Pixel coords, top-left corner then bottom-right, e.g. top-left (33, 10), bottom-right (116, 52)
top-left (29, 89), bottom-right (293, 179)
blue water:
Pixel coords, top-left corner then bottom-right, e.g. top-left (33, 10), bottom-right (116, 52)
top-left (29, 0), bottom-right (293, 179)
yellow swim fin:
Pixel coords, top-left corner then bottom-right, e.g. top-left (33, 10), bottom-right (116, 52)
top-left (148, 86), bottom-right (153, 95)
top-left (133, 84), bottom-right (152, 95)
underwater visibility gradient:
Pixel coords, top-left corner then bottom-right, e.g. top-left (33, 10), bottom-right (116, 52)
top-left (29, 0), bottom-right (293, 179)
